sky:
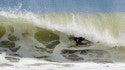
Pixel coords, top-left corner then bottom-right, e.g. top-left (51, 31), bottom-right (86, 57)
top-left (0, 0), bottom-right (125, 13)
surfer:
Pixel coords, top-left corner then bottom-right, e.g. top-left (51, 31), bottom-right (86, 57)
top-left (70, 36), bottom-right (85, 47)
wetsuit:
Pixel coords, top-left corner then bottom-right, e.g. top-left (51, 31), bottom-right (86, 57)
top-left (73, 37), bottom-right (85, 46)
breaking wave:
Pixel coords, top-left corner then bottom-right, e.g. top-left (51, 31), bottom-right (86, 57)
top-left (0, 11), bottom-right (125, 63)
top-left (0, 11), bottom-right (125, 46)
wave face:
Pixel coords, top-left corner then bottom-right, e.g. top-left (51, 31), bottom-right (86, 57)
top-left (1, 12), bottom-right (124, 46)
top-left (0, 12), bottom-right (125, 62)
top-left (36, 13), bottom-right (125, 46)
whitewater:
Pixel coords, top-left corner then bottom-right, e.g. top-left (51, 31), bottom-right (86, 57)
top-left (0, 11), bottom-right (125, 70)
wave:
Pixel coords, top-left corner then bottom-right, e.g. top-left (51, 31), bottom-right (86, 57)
top-left (0, 11), bottom-right (125, 63)
top-left (0, 11), bottom-right (125, 46)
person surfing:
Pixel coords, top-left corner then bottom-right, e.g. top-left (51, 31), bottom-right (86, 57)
top-left (70, 35), bottom-right (85, 47)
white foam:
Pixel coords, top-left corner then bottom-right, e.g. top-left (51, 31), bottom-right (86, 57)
top-left (0, 11), bottom-right (125, 46)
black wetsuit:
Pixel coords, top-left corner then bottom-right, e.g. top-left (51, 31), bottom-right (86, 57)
top-left (73, 37), bottom-right (85, 46)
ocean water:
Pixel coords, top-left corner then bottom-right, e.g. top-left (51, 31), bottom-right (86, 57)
top-left (0, 11), bottom-right (125, 63)
top-left (0, 12), bottom-right (124, 46)
top-left (0, 0), bottom-right (125, 70)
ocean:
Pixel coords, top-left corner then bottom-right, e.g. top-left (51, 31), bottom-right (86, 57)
top-left (0, 0), bottom-right (125, 70)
